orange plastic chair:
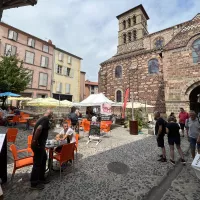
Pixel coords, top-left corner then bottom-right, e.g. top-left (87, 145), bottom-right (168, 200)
top-left (53, 143), bottom-right (75, 178)
top-left (17, 135), bottom-right (33, 156)
top-left (83, 120), bottom-right (90, 132)
top-left (100, 122), bottom-right (112, 135)
top-left (7, 128), bottom-right (18, 143)
top-left (9, 144), bottom-right (33, 180)
top-left (8, 115), bottom-right (20, 126)
top-left (19, 114), bottom-right (30, 124)
top-left (64, 119), bottom-right (71, 127)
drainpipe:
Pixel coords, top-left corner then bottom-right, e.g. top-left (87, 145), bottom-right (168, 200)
top-left (51, 47), bottom-right (55, 97)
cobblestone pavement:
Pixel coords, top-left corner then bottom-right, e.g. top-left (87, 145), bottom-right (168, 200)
top-left (1, 125), bottom-right (198, 200)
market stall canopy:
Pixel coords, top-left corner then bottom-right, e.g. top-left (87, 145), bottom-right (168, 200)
top-left (8, 97), bottom-right (32, 101)
top-left (0, 92), bottom-right (20, 97)
top-left (27, 97), bottom-right (72, 107)
top-left (60, 100), bottom-right (73, 107)
top-left (74, 93), bottom-right (114, 106)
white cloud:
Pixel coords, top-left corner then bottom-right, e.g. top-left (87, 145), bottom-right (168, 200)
top-left (2, 0), bottom-right (200, 81)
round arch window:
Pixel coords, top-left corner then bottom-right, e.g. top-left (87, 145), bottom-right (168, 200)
top-left (116, 90), bottom-right (122, 102)
top-left (192, 38), bottom-right (200, 63)
top-left (115, 66), bottom-right (122, 78)
top-left (148, 59), bottom-right (159, 74)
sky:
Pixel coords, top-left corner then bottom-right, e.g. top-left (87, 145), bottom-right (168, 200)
top-left (2, 0), bottom-right (200, 81)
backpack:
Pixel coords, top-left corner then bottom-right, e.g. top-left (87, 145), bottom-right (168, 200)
top-left (69, 112), bottom-right (78, 124)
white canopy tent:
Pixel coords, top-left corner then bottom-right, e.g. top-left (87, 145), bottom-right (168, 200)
top-left (73, 93), bottom-right (114, 106)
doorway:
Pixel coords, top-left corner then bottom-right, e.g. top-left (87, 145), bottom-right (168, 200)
top-left (189, 85), bottom-right (200, 114)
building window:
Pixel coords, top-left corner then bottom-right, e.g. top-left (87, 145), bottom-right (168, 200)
top-left (41, 56), bottom-right (49, 67)
top-left (67, 56), bottom-right (72, 64)
top-left (143, 29), bottom-right (147, 37)
top-left (148, 59), bottom-right (159, 74)
top-left (154, 37), bottom-right (164, 49)
top-left (58, 52), bottom-right (64, 61)
top-left (66, 84), bottom-right (70, 94)
top-left (128, 18), bottom-right (131, 27)
top-left (56, 82), bottom-right (62, 92)
top-left (39, 73), bottom-right (48, 86)
top-left (37, 94), bottom-right (47, 98)
top-left (8, 30), bottom-right (17, 41)
top-left (133, 16), bottom-right (136, 25)
top-left (43, 45), bottom-right (49, 53)
top-left (5, 44), bottom-right (17, 56)
top-left (64, 67), bottom-right (74, 78)
top-left (25, 51), bottom-right (34, 64)
top-left (192, 38), bottom-right (200, 63)
top-left (27, 70), bottom-right (33, 87)
top-left (27, 38), bottom-right (35, 48)
top-left (133, 30), bottom-right (137, 40)
top-left (91, 85), bottom-right (95, 94)
top-left (123, 34), bottom-right (126, 44)
top-left (56, 65), bottom-right (62, 74)
top-left (128, 32), bottom-right (132, 42)
top-left (116, 90), bottom-right (122, 102)
top-left (115, 66), bottom-right (122, 78)
top-left (123, 20), bottom-right (126, 29)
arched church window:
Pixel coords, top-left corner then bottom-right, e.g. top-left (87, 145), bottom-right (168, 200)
top-left (128, 18), bottom-right (131, 27)
top-left (115, 66), bottom-right (122, 78)
top-left (128, 32), bottom-right (132, 42)
top-left (148, 59), bottom-right (159, 74)
top-left (133, 16), bottom-right (136, 25)
top-left (154, 37), bottom-right (164, 49)
top-left (123, 34), bottom-right (127, 44)
top-left (123, 20), bottom-right (126, 29)
top-left (192, 38), bottom-right (200, 63)
top-left (133, 30), bottom-right (137, 40)
top-left (116, 90), bottom-right (122, 102)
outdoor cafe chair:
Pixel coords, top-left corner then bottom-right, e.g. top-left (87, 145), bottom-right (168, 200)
top-left (9, 144), bottom-right (33, 180)
top-left (100, 122), bottom-right (112, 136)
top-left (74, 134), bottom-right (79, 157)
top-left (7, 128), bottom-right (18, 143)
top-left (17, 135), bottom-right (33, 156)
top-left (18, 114), bottom-right (30, 124)
top-left (83, 120), bottom-right (90, 135)
top-left (53, 143), bottom-right (75, 179)
top-left (8, 115), bottom-right (20, 126)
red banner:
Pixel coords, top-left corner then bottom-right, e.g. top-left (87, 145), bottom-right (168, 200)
top-left (122, 88), bottom-right (129, 118)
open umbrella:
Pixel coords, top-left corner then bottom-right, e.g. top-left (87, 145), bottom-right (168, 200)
top-left (8, 97), bottom-right (32, 101)
top-left (0, 92), bottom-right (20, 97)
top-left (27, 97), bottom-right (59, 107)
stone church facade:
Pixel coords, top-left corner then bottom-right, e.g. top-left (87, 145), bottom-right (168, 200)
top-left (99, 4), bottom-right (200, 115)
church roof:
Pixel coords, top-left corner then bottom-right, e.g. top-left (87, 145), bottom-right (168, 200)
top-left (116, 4), bottom-right (149, 20)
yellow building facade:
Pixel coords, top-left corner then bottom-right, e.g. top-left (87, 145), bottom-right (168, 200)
top-left (52, 48), bottom-right (82, 102)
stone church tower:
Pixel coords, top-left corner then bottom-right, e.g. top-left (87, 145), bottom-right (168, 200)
top-left (99, 4), bottom-right (200, 115)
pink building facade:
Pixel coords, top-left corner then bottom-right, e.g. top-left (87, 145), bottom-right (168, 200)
top-left (0, 22), bottom-right (54, 98)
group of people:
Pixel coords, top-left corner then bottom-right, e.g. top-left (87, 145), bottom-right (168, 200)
top-left (30, 109), bottom-right (79, 190)
top-left (154, 108), bottom-right (200, 165)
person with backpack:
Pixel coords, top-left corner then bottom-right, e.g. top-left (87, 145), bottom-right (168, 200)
top-left (185, 110), bottom-right (200, 159)
top-left (154, 111), bottom-right (167, 162)
top-left (166, 116), bottom-right (186, 165)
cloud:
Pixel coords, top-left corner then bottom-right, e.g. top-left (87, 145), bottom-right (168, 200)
top-left (2, 0), bottom-right (200, 81)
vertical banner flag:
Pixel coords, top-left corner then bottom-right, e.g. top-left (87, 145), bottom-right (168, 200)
top-left (122, 88), bottom-right (130, 118)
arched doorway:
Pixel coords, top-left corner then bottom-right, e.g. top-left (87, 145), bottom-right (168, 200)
top-left (189, 85), bottom-right (200, 113)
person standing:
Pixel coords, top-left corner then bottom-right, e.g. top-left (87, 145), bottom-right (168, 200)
top-left (166, 116), bottom-right (186, 165)
top-left (154, 111), bottom-right (167, 162)
top-left (185, 110), bottom-right (200, 159)
top-left (178, 108), bottom-right (189, 137)
top-left (30, 110), bottom-right (53, 190)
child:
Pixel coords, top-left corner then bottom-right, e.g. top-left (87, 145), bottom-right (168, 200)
top-left (166, 116), bottom-right (186, 165)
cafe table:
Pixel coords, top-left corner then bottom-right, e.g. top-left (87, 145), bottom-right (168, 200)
top-left (45, 140), bottom-right (68, 174)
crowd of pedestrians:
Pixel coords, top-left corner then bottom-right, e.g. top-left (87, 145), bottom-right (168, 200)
top-left (154, 108), bottom-right (200, 165)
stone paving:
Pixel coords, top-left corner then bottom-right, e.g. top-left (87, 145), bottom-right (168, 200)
top-left (1, 125), bottom-right (199, 200)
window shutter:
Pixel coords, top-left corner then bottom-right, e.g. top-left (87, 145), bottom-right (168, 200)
top-left (25, 52), bottom-right (34, 64)
top-left (55, 64), bottom-right (58, 73)
top-left (32, 39), bottom-right (35, 47)
top-left (67, 56), bottom-right (72, 64)
top-left (13, 32), bottom-right (17, 41)
top-left (45, 57), bottom-right (49, 67)
top-left (41, 56), bottom-right (45, 67)
top-left (5, 44), bottom-right (11, 56)
top-left (66, 84), bottom-right (70, 93)
top-left (28, 38), bottom-right (32, 46)
top-left (57, 82), bottom-right (60, 92)
top-left (58, 53), bottom-right (63, 61)
top-left (70, 69), bottom-right (74, 78)
top-left (39, 73), bottom-right (43, 85)
top-left (11, 46), bottom-right (17, 56)
top-left (60, 83), bottom-right (62, 92)
top-left (8, 31), bottom-right (14, 39)
top-left (43, 74), bottom-right (47, 86)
